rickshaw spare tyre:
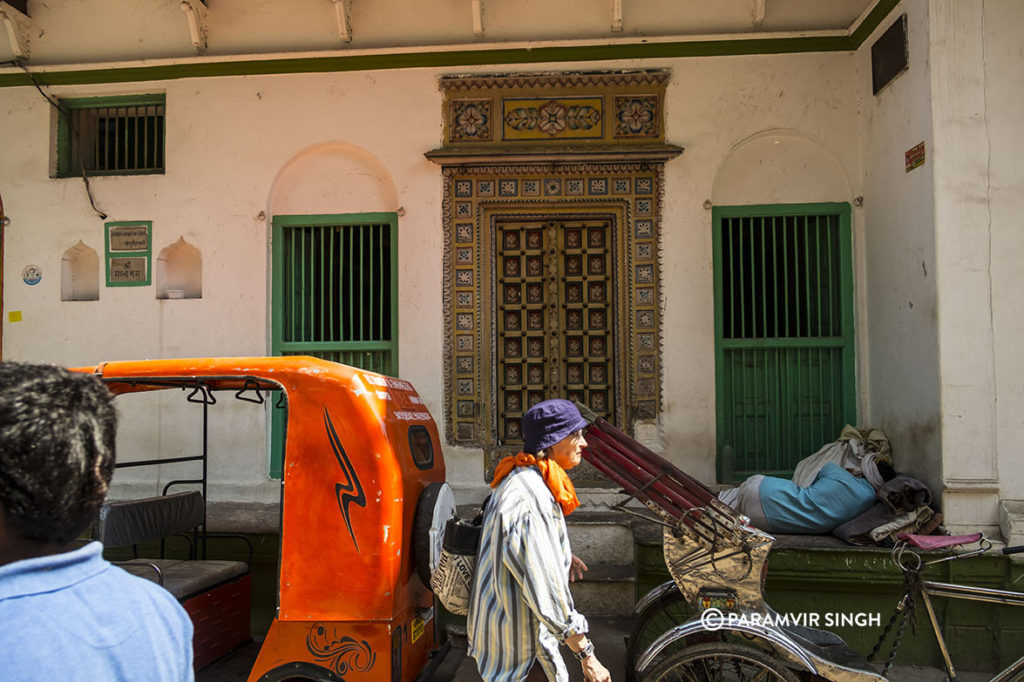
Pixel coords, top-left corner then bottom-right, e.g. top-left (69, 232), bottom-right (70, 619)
top-left (412, 481), bottom-right (457, 586)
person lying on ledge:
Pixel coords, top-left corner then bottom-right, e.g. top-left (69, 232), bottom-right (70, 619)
top-left (718, 458), bottom-right (894, 535)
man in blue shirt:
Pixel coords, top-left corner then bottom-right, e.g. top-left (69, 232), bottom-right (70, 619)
top-left (0, 362), bottom-right (194, 681)
top-left (720, 462), bottom-right (877, 534)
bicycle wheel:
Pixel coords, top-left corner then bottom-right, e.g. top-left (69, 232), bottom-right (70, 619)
top-left (627, 582), bottom-right (692, 676)
top-left (639, 642), bottom-right (800, 682)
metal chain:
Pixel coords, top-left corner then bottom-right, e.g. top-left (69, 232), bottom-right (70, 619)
top-left (869, 549), bottom-right (923, 673)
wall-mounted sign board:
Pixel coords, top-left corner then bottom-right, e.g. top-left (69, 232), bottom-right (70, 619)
top-left (105, 221), bottom-right (152, 286)
top-left (905, 141), bottom-right (926, 173)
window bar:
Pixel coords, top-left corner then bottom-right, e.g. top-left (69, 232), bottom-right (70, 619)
top-left (725, 219), bottom-right (735, 338)
top-left (134, 105), bottom-right (141, 170)
top-left (376, 223), bottom-right (385, 339)
top-left (302, 228), bottom-right (310, 342)
top-left (781, 218), bottom-right (791, 339)
top-left (295, 228), bottom-right (304, 342)
top-left (156, 113), bottom-right (164, 169)
top-left (97, 110), bottom-right (106, 171)
top-left (741, 220), bottom-right (749, 337)
top-left (374, 224), bottom-right (381, 343)
top-left (814, 217), bottom-right (826, 446)
top-left (357, 225), bottom-right (365, 342)
top-left (814, 215), bottom-right (823, 338)
top-left (801, 217), bottom-right (810, 338)
top-left (729, 350), bottom-right (739, 472)
top-left (346, 227), bottom-right (354, 342)
top-left (99, 109), bottom-right (108, 171)
top-left (775, 347), bottom-right (783, 471)
top-left (357, 224), bottom-right (364, 342)
top-left (328, 225), bottom-right (336, 343)
top-left (379, 224), bottom-right (386, 343)
top-left (772, 216), bottom-right (780, 339)
top-left (286, 229), bottom-right (296, 342)
top-left (827, 217), bottom-right (836, 335)
top-left (142, 107), bottom-right (151, 170)
top-left (760, 217), bottom-right (768, 339)
top-left (746, 217), bottom-right (756, 339)
top-left (738, 347), bottom-right (747, 471)
top-left (117, 107), bottom-right (125, 170)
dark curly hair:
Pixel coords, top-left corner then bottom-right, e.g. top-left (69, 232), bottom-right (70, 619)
top-left (0, 362), bottom-right (116, 543)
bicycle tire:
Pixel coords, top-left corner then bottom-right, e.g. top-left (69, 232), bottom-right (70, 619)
top-left (639, 641), bottom-right (801, 682)
top-left (627, 582), bottom-right (692, 677)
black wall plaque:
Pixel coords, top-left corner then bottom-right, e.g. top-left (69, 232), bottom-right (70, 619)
top-left (872, 14), bottom-right (909, 95)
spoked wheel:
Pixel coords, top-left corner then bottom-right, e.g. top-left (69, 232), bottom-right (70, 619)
top-left (627, 582), bottom-right (692, 676)
top-left (640, 642), bottom-right (800, 682)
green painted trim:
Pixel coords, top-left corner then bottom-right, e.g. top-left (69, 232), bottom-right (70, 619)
top-left (59, 93), bottom-right (166, 108)
top-left (0, 0), bottom-right (901, 89)
top-left (850, 0), bottom-right (902, 47)
top-left (711, 207), bottom-right (727, 483)
top-left (712, 202), bottom-right (856, 480)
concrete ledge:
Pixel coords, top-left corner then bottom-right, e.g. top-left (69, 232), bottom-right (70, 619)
top-left (207, 501), bottom-right (280, 534)
top-left (999, 499), bottom-right (1024, 551)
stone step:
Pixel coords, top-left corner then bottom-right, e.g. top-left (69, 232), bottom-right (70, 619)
top-left (565, 511), bottom-right (635, 566)
top-left (455, 502), bottom-right (640, 615)
top-left (569, 562), bottom-right (636, 616)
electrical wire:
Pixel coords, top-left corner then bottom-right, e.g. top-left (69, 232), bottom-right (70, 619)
top-left (12, 61), bottom-right (108, 220)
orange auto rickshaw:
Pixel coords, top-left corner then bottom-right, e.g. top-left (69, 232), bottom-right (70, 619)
top-left (76, 357), bottom-right (457, 681)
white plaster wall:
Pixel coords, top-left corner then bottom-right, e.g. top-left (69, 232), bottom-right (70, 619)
top-left (928, 0), bottom-right (1003, 530)
top-left (984, 0), bottom-right (1024, 501)
top-left (856, 0), bottom-right (943, 500)
top-left (1, 49), bottom-right (862, 507)
top-left (658, 52), bottom-right (862, 485)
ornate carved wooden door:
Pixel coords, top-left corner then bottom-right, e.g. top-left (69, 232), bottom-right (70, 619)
top-left (495, 219), bottom-right (615, 445)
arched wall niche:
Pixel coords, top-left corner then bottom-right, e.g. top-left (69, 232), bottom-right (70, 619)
top-left (268, 141), bottom-right (398, 216)
top-left (61, 240), bottom-right (99, 301)
top-left (156, 237), bottom-right (202, 299)
top-left (712, 129), bottom-right (853, 206)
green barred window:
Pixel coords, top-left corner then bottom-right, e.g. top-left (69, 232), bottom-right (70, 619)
top-left (713, 204), bottom-right (856, 480)
top-left (56, 95), bottom-right (165, 177)
top-left (272, 214), bottom-right (398, 373)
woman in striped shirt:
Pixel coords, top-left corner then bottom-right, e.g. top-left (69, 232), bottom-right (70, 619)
top-left (467, 399), bottom-right (612, 682)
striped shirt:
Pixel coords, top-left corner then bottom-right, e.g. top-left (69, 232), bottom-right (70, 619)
top-left (467, 466), bottom-right (588, 682)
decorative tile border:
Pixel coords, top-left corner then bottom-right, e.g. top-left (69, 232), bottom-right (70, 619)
top-left (440, 70), bottom-right (669, 147)
top-left (440, 161), bottom-right (665, 448)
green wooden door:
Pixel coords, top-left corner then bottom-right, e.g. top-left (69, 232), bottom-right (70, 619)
top-left (269, 212), bottom-right (398, 476)
top-left (713, 204), bottom-right (855, 480)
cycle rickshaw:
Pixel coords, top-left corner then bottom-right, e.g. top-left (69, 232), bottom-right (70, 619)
top-left (579, 413), bottom-right (1024, 682)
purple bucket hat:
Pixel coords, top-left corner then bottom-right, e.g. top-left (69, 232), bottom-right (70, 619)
top-left (521, 399), bottom-right (588, 454)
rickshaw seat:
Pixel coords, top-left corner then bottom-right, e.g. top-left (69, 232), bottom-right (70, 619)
top-left (97, 491), bottom-right (205, 548)
top-left (96, 491), bottom-right (251, 598)
top-left (95, 490), bottom-right (252, 669)
top-left (898, 532), bottom-right (982, 550)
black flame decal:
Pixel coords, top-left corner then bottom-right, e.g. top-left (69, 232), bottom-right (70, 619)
top-left (324, 407), bottom-right (367, 553)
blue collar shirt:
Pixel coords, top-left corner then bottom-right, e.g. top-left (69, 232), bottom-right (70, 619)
top-left (0, 541), bottom-right (194, 681)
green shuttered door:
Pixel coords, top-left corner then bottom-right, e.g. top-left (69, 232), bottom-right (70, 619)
top-left (713, 204), bottom-right (855, 480)
top-left (270, 212), bottom-right (398, 476)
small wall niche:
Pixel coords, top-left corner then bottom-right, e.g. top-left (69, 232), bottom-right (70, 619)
top-left (156, 237), bottom-right (202, 299)
top-left (61, 241), bottom-right (99, 301)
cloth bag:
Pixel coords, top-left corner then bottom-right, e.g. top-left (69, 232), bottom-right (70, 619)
top-left (429, 500), bottom-right (487, 616)
top-left (791, 425), bottom-right (892, 488)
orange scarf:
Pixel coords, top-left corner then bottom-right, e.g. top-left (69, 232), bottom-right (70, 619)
top-left (490, 452), bottom-right (580, 516)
